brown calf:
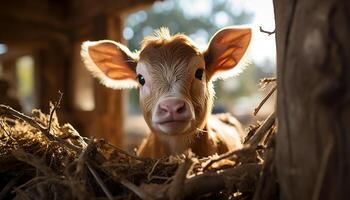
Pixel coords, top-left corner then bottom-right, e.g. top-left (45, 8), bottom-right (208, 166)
top-left (81, 27), bottom-right (252, 158)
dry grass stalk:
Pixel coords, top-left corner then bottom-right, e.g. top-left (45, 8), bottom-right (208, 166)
top-left (0, 78), bottom-right (278, 199)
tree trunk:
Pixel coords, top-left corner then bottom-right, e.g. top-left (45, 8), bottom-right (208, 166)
top-left (274, 0), bottom-right (350, 199)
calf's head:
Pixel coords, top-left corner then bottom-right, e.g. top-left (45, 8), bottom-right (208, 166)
top-left (81, 27), bottom-right (251, 136)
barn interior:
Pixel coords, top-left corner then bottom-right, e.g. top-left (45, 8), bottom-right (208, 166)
top-left (0, 0), bottom-right (280, 199)
top-left (0, 0), bottom-right (275, 153)
top-left (0, 0), bottom-right (166, 150)
top-left (0, 0), bottom-right (348, 199)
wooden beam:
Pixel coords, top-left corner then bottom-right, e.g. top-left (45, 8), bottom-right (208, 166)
top-left (1, 59), bottom-right (17, 96)
top-left (0, 0), bottom-right (66, 29)
top-left (65, 14), bottom-right (127, 147)
top-left (91, 14), bottom-right (125, 147)
top-left (36, 45), bottom-right (69, 111)
top-left (0, 18), bottom-right (69, 53)
top-left (0, 0), bottom-right (159, 48)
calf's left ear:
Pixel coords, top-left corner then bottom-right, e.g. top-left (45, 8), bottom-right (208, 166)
top-left (204, 27), bottom-right (252, 80)
top-left (81, 40), bottom-right (138, 89)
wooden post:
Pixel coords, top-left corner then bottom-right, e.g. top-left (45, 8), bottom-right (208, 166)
top-left (1, 59), bottom-right (17, 97)
top-left (274, 0), bottom-right (350, 199)
top-left (92, 14), bottom-right (125, 147)
top-left (36, 44), bottom-right (68, 112)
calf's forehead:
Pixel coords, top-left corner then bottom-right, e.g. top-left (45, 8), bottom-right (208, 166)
top-left (141, 38), bottom-right (201, 64)
top-left (136, 55), bottom-right (205, 82)
top-left (138, 40), bottom-right (203, 75)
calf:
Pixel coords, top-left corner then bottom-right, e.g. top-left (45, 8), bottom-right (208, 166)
top-left (81, 27), bottom-right (251, 158)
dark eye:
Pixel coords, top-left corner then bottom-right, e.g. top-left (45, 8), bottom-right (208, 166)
top-left (195, 69), bottom-right (204, 80)
top-left (137, 74), bottom-right (145, 86)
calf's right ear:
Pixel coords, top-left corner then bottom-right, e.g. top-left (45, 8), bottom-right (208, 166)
top-left (81, 40), bottom-right (138, 89)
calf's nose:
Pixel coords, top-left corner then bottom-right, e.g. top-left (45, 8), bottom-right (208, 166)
top-left (157, 98), bottom-right (190, 122)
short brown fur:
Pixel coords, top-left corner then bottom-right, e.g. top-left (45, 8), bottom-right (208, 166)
top-left (136, 29), bottom-right (243, 158)
top-left (82, 27), bottom-right (252, 159)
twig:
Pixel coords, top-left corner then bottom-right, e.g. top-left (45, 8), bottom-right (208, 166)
top-left (259, 26), bottom-right (276, 36)
top-left (16, 176), bottom-right (47, 190)
top-left (0, 120), bottom-right (15, 140)
top-left (168, 158), bottom-right (193, 200)
top-left (260, 77), bottom-right (276, 85)
top-left (181, 163), bottom-right (261, 199)
top-left (245, 111), bottom-right (276, 147)
top-left (259, 77), bottom-right (277, 90)
top-left (11, 149), bottom-right (56, 176)
top-left (203, 147), bottom-right (253, 171)
top-left (148, 175), bottom-right (170, 181)
top-left (254, 85), bottom-right (277, 116)
top-left (105, 142), bottom-right (149, 162)
top-left (120, 179), bottom-right (154, 200)
top-left (86, 162), bottom-right (114, 200)
top-left (244, 124), bottom-right (261, 144)
top-left (78, 138), bottom-right (95, 161)
top-left (252, 146), bottom-right (277, 200)
top-left (204, 111), bottom-right (276, 171)
top-left (263, 125), bottom-right (276, 146)
top-left (0, 105), bottom-right (82, 152)
top-left (58, 124), bottom-right (87, 149)
top-left (46, 91), bottom-right (63, 135)
top-left (147, 159), bottom-right (161, 181)
top-left (75, 138), bottom-right (95, 174)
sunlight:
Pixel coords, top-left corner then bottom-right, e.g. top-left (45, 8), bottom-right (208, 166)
top-left (0, 43), bottom-right (7, 55)
top-left (123, 0), bottom-right (276, 125)
top-left (179, 0), bottom-right (213, 19)
top-left (214, 11), bottom-right (230, 27)
top-left (73, 43), bottom-right (95, 111)
top-left (123, 27), bottom-right (134, 40)
top-left (16, 56), bottom-right (36, 113)
top-left (223, 0), bottom-right (276, 65)
top-left (239, 0), bottom-right (276, 64)
top-left (124, 0), bottom-right (276, 65)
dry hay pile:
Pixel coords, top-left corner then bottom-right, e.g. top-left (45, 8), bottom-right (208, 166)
top-left (0, 80), bottom-right (277, 200)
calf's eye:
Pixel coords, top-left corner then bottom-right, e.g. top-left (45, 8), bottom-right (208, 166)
top-left (195, 69), bottom-right (204, 80)
top-left (137, 74), bottom-right (145, 86)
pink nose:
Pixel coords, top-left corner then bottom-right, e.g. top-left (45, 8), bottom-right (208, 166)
top-left (156, 98), bottom-right (190, 123)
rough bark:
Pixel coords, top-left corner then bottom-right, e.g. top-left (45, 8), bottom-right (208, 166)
top-left (274, 0), bottom-right (350, 199)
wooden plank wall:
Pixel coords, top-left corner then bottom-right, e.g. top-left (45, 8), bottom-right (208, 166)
top-left (0, 0), bottom-right (159, 148)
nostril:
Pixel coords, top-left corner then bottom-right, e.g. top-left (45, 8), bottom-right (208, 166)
top-left (175, 102), bottom-right (186, 114)
top-left (159, 108), bottom-right (167, 114)
top-left (157, 99), bottom-right (189, 120)
top-left (159, 104), bottom-right (169, 114)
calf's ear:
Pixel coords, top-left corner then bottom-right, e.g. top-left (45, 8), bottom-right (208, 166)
top-left (81, 40), bottom-right (138, 89)
top-left (204, 27), bottom-right (252, 81)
